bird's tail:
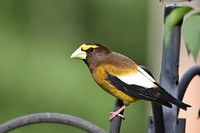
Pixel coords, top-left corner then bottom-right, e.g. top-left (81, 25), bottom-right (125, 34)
top-left (157, 84), bottom-right (191, 110)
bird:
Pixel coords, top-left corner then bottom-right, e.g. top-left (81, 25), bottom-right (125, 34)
top-left (70, 43), bottom-right (191, 121)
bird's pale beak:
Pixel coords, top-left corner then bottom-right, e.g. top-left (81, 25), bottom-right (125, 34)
top-left (70, 46), bottom-right (87, 59)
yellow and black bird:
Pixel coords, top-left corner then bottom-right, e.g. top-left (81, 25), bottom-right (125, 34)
top-left (70, 43), bottom-right (191, 121)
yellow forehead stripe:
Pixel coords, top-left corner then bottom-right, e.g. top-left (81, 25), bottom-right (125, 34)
top-left (81, 44), bottom-right (99, 51)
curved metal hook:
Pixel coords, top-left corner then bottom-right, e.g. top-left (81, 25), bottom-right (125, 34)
top-left (178, 65), bottom-right (200, 115)
top-left (0, 113), bottom-right (106, 133)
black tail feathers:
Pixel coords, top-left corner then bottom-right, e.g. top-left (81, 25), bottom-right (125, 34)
top-left (163, 90), bottom-right (191, 110)
top-left (156, 84), bottom-right (191, 110)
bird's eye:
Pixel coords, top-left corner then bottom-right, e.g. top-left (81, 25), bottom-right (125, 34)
top-left (88, 47), bottom-right (94, 52)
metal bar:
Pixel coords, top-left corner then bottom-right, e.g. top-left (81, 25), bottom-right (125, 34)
top-left (148, 4), bottom-right (186, 133)
top-left (178, 65), bottom-right (200, 102)
top-left (0, 113), bottom-right (106, 133)
top-left (160, 5), bottom-right (184, 133)
top-left (109, 99), bottom-right (124, 133)
top-left (178, 65), bottom-right (200, 115)
top-left (149, 103), bottom-right (164, 133)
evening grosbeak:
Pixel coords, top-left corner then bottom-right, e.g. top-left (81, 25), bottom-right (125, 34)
top-left (70, 43), bottom-right (191, 121)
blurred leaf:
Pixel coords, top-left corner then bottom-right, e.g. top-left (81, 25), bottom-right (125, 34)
top-left (182, 14), bottom-right (200, 61)
top-left (164, 6), bottom-right (193, 47)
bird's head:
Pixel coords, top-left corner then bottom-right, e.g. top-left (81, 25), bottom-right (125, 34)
top-left (70, 43), bottom-right (110, 67)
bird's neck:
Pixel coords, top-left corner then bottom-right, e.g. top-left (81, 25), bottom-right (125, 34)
top-left (84, 59), bottom-right (99, 73)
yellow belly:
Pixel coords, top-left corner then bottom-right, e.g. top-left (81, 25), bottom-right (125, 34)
top-left (93, 65), bottom-right (138, 105)
top-left (100, 81), bottom-right (138, 105)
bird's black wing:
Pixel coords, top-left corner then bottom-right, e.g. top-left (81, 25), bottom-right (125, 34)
top-left (106, 71), bottom-right (172, 108)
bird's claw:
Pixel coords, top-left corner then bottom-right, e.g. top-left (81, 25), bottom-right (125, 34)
top-left (109, 112), bottom-right (125, 121)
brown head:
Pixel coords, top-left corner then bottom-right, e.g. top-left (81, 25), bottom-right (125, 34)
top-left (70, 43), bottom-right (110, 71)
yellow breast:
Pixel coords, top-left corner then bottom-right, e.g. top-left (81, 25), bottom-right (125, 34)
top-left (93, 66), bottom-right (138, 105)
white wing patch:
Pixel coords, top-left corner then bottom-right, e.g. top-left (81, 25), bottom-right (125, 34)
top-left (137, 67), bottom-right (155, 82)
top-left (117, 67), bottom-right (156, 88)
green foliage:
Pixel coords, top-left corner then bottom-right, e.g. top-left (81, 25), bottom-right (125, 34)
top-left (164, 6), bottom-right (193, 47)
top-left (164, 5), bottom-right (200, 61)
top-left (182, 14), bottom-right (200, 61)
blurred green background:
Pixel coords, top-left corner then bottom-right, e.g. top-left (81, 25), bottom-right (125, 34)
top-left (0, 0), bottom-right (151, 132)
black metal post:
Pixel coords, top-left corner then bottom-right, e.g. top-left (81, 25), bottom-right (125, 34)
top-left (109, 99), bottom-right (124, 133)
top-left (161, 5), bottom-right (185, 133)
top-left (148, 4), bottom-right (186, 133)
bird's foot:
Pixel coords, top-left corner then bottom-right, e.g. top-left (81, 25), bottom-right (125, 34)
top-left (109, 112), bottom-right (125, 121)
